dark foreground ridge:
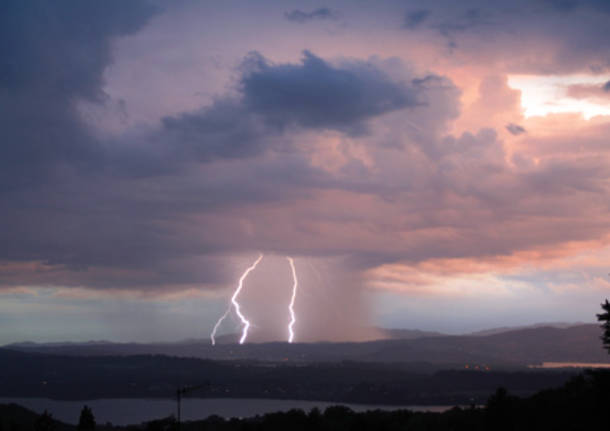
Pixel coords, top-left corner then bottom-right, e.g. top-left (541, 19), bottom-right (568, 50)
top-left (0, 348), bottom-right (575, 405)
top-left (2, 370), bottom-right (610, 431)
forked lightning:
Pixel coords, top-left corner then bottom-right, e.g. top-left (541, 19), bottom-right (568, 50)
top-left (210, 254), bottom-right (300, 345)
top-left (210, 253), bottom-right (263, 345)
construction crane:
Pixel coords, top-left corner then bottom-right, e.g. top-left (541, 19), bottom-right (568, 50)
top-left (176, 383), bottom-right (207, 431)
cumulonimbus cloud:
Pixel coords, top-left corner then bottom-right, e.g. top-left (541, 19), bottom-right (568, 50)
top-left (3, 0), bottom-right (610, 299)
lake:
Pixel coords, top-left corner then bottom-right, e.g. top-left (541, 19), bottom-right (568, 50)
top-left (528, 362), bottom-right (610, 369)
top-left (0, 398), bottom-right (453, 425)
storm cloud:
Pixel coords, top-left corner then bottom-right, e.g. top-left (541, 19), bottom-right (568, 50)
top-left (3, 0), bottom-right (610, 341)
top-left (0, 28), bottom-right (435, 290)
top-left (284, 8), bottom-right (339, 23)
top-left (404, 9), bottom-right (431, 29)
top-left (160, 50), bottom-right (421, 161)
top-left (0, 0), bottom-right (156, 191)
top-left (399, 0), bottom-right (610, 73)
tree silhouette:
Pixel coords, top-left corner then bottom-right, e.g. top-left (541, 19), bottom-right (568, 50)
top-left (597, 299), bottom-right (610, 353)
top-left (34, 410), bottom-right (55, 431)
top-left (77, 406), bottom-right (96, 431)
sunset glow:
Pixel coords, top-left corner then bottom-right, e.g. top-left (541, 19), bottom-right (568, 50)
top-left (508, 74), bottom-right (610, 119)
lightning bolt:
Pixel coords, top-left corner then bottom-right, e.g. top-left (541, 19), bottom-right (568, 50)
top-left (210, 253), bottom-right (263, 345)
top-left (210, 307), bottom-right (231, 346)
top-left (287, 256), bottom-right (298, 343)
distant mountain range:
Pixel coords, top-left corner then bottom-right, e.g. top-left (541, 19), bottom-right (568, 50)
top-left (379, 322), bottom-right (587, 339)
top-left (4, 323), bottom-right (607, 367)
top-left (466, 322), bottom-right (587, 337)
top-left (378, 328), bottom-right (447, 340)
top-left (6, 322), bottom-right (585, 348)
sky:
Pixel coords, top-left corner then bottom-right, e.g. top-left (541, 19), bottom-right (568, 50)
top-left (2, 0), bottom-right (610, 344)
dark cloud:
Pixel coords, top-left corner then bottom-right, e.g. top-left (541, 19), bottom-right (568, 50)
top-left (546, 0), bottom-right (610, 13)
top-left (239, 51), bottom-right (419, 135)
top-left (0, 0), bottom-right (157, 191)
top-left (506, 123), bottom-right (527, 135)
top-left (0, 30), bottom-right (439, 291)
top-left (0, 0), bottom-right (155, 99)
top-left (604, 81), bottom-right (610, 92)
top-left (435, 8), bottom-right (493, 37)
top-left (284, 8), bottom-right (338, 23)
top-left (404, 9), bottom-right (431, 28)
top-left (161, 99), bottom-right (268, 162)
top-left (545, 0), bottom-right (579, 11)
top-left (159, 50), bottom-right (421, 162)
top-left (399, 0), bottom-right (610, 73)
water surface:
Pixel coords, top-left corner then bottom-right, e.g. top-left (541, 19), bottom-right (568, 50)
top-left (529, 362), bottom-right (610, 369)
top-left (0, 398), bottom-right (452, 426)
